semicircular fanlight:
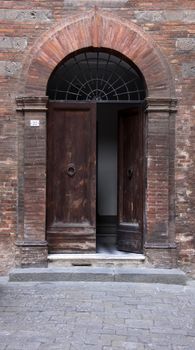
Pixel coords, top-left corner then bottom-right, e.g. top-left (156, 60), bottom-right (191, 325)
top-left (47, 49), bottom-right (146, 101)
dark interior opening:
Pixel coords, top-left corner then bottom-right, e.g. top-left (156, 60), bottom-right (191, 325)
top-left (96, 103), bottom-right (118, 252)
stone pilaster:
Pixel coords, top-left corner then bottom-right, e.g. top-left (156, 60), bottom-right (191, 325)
top-left (15, 97), bottom-right (48, 267)
top-left (144, 97), bottom-right (177, 266)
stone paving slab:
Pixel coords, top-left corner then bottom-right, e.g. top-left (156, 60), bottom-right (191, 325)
top-left (0, 277), bottom-right (195, 349)
top-left (9, 267), bottom-right (187, 285)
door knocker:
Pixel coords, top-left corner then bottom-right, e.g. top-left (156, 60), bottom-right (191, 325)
top-left (67, 163), bottom-right (76, 177)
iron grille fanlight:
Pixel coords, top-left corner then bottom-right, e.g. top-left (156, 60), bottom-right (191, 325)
top-left (47, 49), bottom-right (146, 101)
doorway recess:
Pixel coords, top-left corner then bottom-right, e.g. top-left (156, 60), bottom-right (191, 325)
top-left (46, 48), bottom-right (146, 255)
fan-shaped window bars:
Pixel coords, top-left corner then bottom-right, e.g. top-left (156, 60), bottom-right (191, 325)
top-left (47, 49), bottom-right (146, 101)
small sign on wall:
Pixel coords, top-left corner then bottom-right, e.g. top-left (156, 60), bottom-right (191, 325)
top-left (30, 120), bottom-right (40, 127)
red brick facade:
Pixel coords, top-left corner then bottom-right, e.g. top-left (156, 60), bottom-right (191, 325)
top-left (0, 1), bottom-right (194, 275)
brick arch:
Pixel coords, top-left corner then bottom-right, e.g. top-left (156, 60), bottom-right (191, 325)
top-left (19, 10), bottom-right (174, 98)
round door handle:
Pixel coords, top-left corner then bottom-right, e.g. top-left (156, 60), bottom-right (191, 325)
top-left (67, 163), bottom-right (76, 177)
top-left (127, 167), bottom-right (133, 180)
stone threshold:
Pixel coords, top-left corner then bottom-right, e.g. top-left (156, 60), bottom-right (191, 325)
top-left (9, 267), bottom-right (187, 285)
top-left (48, 253), bottom-right (145, 267)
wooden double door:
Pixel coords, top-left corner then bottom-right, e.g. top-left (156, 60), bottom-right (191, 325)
top-left (46, 102), bottom-right (145, 254)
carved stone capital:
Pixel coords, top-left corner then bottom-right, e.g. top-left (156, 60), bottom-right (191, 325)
top-left (145, 97), bottom-right (177, 112)
top-left (16, 96), bottom-right (48, 112)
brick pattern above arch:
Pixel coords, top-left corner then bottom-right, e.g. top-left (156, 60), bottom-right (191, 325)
top-left (19, 10), bottom-right (174, 98)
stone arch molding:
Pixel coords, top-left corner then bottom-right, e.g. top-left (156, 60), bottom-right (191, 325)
top-left (19, 10), bottom-right (174, 98)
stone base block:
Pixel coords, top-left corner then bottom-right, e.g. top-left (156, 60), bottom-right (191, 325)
top-left (15, 243), bottom-right (48, 268)
top-left (144, 247), bottom-right (178, 268)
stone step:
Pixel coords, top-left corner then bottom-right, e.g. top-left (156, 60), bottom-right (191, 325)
top-left (9, 267), bottom-right (187, 285)
top-left (48, 253), bottom-right (145, 267)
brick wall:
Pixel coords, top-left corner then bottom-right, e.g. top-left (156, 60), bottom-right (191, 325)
top-left (0, 0), bottom-right (194, 274)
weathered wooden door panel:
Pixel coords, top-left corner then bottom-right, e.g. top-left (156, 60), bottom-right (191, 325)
top-left (117, 107), bottom-right (144, 253)
top-left (47, 102), bottom-right (96, 253)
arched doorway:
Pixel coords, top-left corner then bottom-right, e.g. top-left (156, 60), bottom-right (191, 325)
top-left (15, 11), bottom-right (177, 268)
top-left (46, 48), bottom-right (147, 254)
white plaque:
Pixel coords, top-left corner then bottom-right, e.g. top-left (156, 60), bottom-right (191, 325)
top-left (30, 120), bottom-right (40, 127)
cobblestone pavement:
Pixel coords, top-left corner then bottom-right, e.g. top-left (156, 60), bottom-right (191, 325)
top-left (0, 278), bottom-right (195, 350)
